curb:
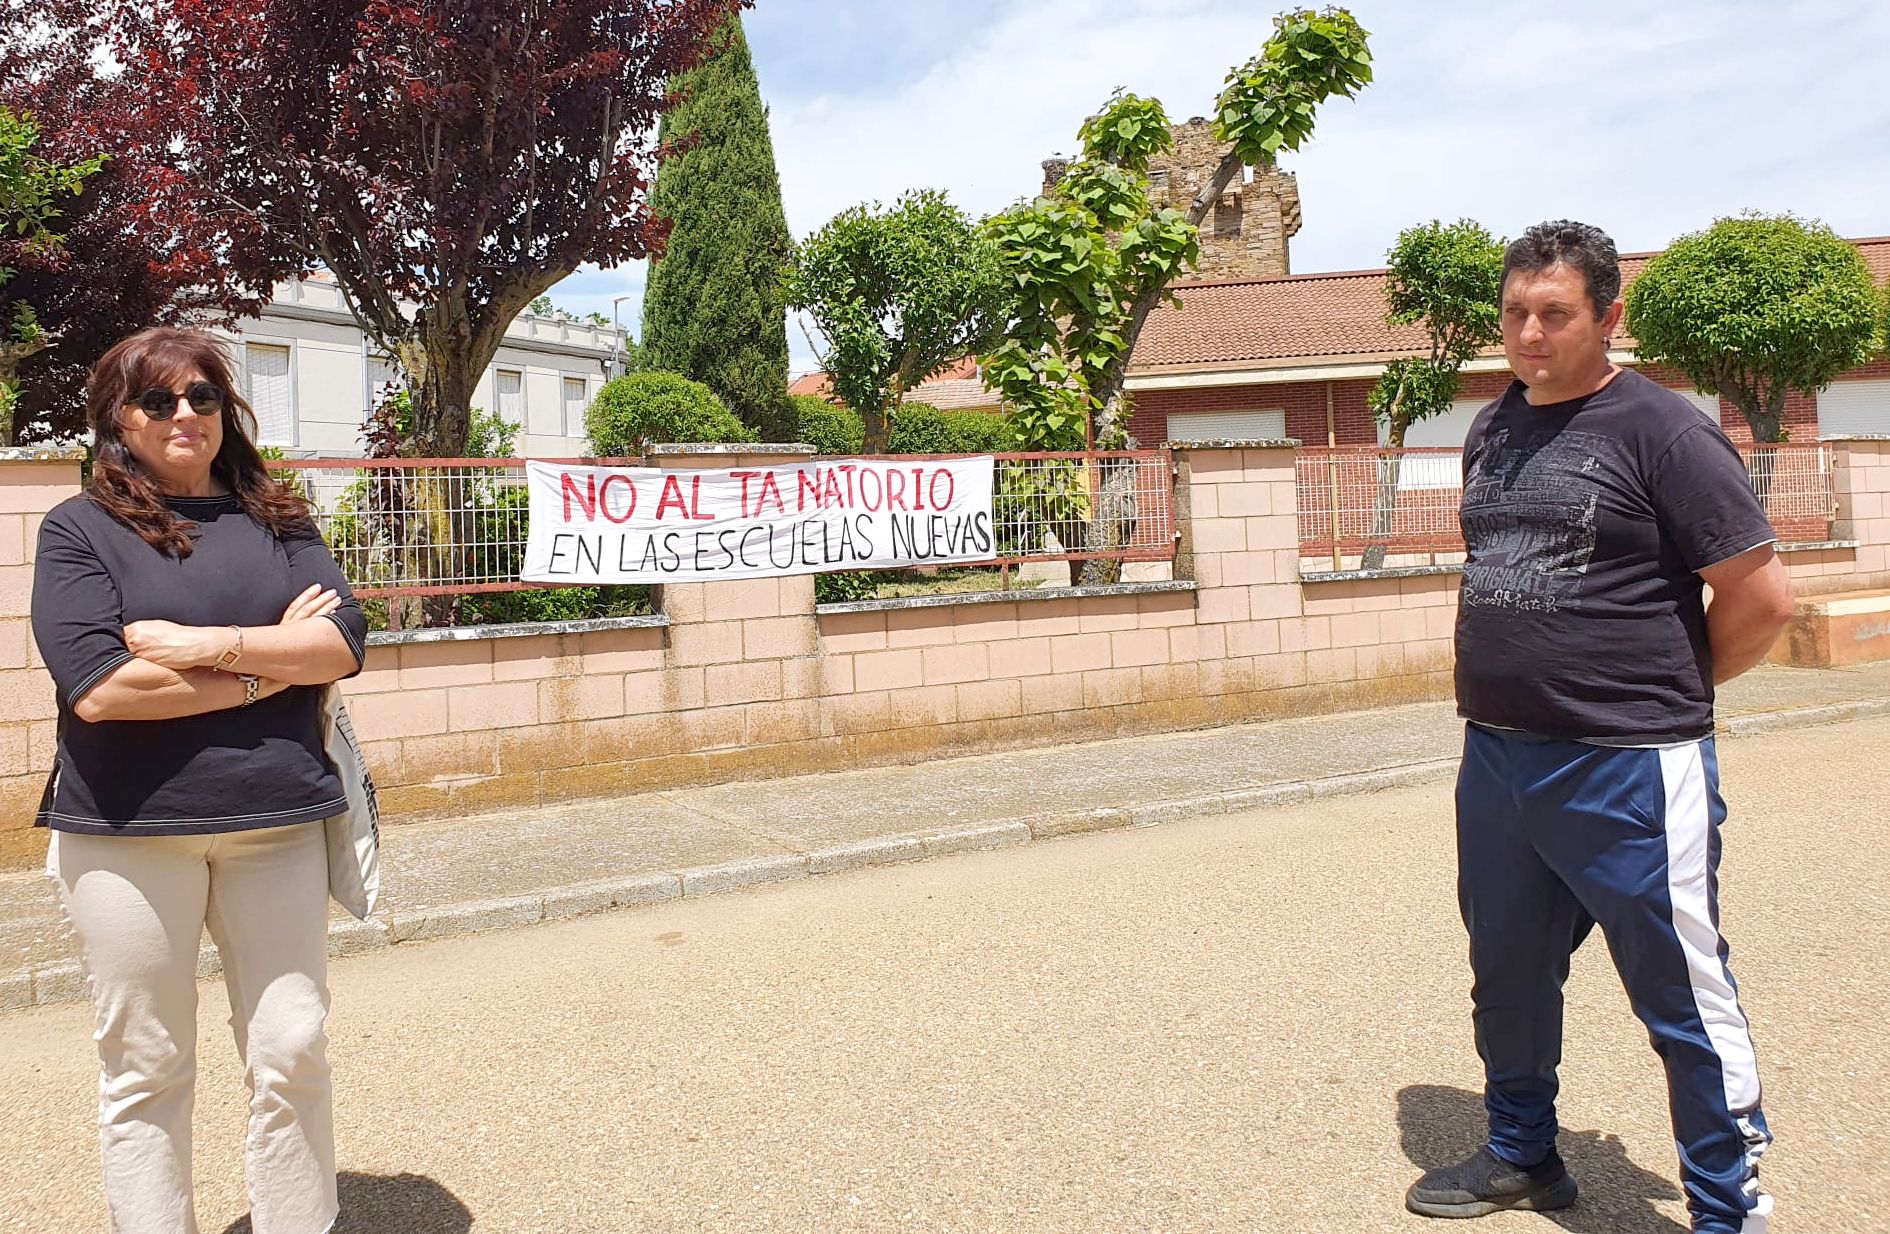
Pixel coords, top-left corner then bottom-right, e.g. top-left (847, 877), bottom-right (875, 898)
top-left (1715, 696), bottom-right (1890, 737)
top-left (4, 697), bottom-right (1876, 1011)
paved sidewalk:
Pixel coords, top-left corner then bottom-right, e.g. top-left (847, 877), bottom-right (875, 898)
top-left (5, 660), bottom-right (1888, 1009)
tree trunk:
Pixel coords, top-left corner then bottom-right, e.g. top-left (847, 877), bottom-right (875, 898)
top-left (1738, 389), bottom-right (1788, 513)
top-left (1075, 390), bottom-right (1142, 586)
top-left (1087, 150), bottom-right (1245, 433)
top-left (1066, 153), bottom-right (1246, 587)
top-left (1361, 416), bottom-right (1409, 571)
top-left (862, 405), bottom-right (890, 455)
top-left (397, 327), bottom-right (486, 626)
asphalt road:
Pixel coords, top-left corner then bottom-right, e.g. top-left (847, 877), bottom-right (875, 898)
top-left (3, 714), bottom-right (1887, 1233)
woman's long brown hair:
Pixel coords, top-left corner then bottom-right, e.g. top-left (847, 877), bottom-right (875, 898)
top-left (87, 327), bottom-right (314, 557)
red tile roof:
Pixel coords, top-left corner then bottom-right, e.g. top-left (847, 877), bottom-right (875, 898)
top-left (787, 371), bottom-right (831, 398)
top-left (786, 355), bottom-right (996, 410)
top-left (1133, 236), bottom-right (1890, 374)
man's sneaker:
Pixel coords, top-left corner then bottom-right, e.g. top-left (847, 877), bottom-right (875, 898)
top-left (1405, 1146), bottom-right (1579, 1218)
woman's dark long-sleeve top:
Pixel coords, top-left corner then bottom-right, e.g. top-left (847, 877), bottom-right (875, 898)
top-left (29, 492), bottom-right (368, 836)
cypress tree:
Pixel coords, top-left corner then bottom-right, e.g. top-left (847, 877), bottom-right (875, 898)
top-left (640, 15), bottom-right (791, 437)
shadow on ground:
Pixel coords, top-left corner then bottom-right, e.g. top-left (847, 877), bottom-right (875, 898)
top-left (219, 1171), bottom-right (471, 1234)
top-left (1397, 1084), bottom-right (1686, 1234)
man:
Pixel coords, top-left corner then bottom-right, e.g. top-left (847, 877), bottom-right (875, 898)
top-left (1405, 220), bottom-right (1795, 1234)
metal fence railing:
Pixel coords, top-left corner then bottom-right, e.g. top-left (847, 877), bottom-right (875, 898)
top-left (1295, 448), bottom-right (1468, 568)
top-left (1744, 443), bottom-right (1840, 542)
top-left (278, 451), bottom-right (1178, 622)
top-left (1295, 444), bottom-right (1837, 567)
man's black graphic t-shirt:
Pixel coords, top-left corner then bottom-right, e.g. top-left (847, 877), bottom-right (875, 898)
top-left (1454, 369), bottom-right (1776, 743)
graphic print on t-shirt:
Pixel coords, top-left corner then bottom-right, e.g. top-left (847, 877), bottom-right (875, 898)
top-left (1460, 427), bottom-right (1618, 614)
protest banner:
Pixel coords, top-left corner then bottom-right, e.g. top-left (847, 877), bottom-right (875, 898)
top-left (521, 457), bottom-right (997, 583)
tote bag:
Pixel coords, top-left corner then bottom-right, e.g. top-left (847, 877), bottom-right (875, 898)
top-left (319, 684), bottom-right (382, 920)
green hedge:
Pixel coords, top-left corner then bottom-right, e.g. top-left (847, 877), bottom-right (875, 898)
top-left (887, 401), bottom-right (1012, 455)
top-left (586, 370), bottom-right (755, 455)
top-left (789, 393), bottom-right (865, 455)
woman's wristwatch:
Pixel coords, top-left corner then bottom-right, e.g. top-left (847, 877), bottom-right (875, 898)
top-left (238, 673), bottom-right (261, 706)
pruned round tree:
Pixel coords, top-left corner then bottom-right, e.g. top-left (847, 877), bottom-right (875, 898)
top-left (787, 189), bottom-right (1009, 455)
top-left (1626, 213), bottom-right (1880, 444)
top-left (1357, 218), bottom-right (1503, 568)
top-left (1368, 219), bottom-right (1503, 448)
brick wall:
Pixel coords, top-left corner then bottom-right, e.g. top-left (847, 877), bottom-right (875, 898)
top-left (1131, 379), bottom-right (1379, 448)
top-left (1140, 362), bottom-right (1871, 447)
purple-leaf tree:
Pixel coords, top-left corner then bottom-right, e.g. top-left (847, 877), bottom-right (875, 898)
top-left (46, 0), bottom-right (746, 458)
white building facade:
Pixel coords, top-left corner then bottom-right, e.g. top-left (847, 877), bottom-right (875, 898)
top-left (221, 275), bottom-right (625, 458)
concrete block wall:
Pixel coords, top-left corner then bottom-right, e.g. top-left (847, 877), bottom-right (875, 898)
top-left (1819, 438), bottom-right (1890, 593)
top-left (0, 450), bottom-right (83, 867)
top-left (330, 445), bottom-right (1456, 821)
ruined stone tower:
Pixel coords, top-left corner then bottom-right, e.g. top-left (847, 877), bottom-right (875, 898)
top-left (1041, 116), bottom-right (1301, 282)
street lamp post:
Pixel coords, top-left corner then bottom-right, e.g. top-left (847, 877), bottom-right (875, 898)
top-left (610, 293), bottom-right (635, 377)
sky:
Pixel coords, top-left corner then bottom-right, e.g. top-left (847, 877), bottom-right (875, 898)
top-left (548, 0), bottom-right (1890, 377)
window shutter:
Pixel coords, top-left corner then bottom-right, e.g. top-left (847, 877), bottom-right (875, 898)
top-left (1166, 409), bottom-right (1287, 442)
top-left (498, 370), bottom-right (525, 427)
top-left (1818, 379), bottom-right (1890, 438)
top-left (563, 377), bottom-right (588, 438)
top-left (245, 344), bottom-right (294, 445)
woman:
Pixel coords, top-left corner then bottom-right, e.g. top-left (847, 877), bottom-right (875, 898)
top-left (30, 327), bottom-right (367, 1234)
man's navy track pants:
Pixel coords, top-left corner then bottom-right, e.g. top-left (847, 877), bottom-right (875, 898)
top-left (1456, 723), bottom-right (1772, 1233)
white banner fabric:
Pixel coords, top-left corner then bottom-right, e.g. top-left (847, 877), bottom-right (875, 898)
top-left (521, 457), bottom-right (997, 584)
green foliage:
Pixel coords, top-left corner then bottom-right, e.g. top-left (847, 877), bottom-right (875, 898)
top-left (1215, 8), bottom-right (1374, 166)
top-left (1076, 92), bottom-right (1174, 173)
top-left (0, 106), bottom-right (105, 281)
top-left (1366, 218), bottom-right (1504, 443)
top-left (466, 406), bottom-right (518, 459)
top-left (1, 107), bottom-right (105, 444)
top-left (789, 393), bottom-right (865, 455)
top-left (813, 570), bottom-right (883, 604)
top-left (787, 188), bottom-right (1010, 452)
top-left (585, 370), bottom-right (755, 456)
top-left (1626, 212), bottom-right (1881, 443)
top-left (982, 8), bottom-right (1371, 454)
top-left (641, 15), bottom-right (792, 437)
top-left (1368, 358), bottom-right (1464, 441)
top-left (886, 402), bottom-right (1011, 455)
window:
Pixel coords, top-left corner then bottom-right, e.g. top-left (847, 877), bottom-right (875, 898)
top-left (1816, 379), bottom-right (1890, 438)
top-left (243, 343), bottom-right (294, 446)
top-left (1677, 389), bottom-right (1720, 423)
top-left (562, 376), bottom-right (589, 439)
top-left (1166, 409), bottom-right (1287, 442)
top-left (497, 369), bottom-right (525, 427)
top-left (1213, 199), bottom-right (1242, 238)
top-left (1378, 397), bottom-right (1485, 490)
top-left (363, 354), bottom-right (404, 420)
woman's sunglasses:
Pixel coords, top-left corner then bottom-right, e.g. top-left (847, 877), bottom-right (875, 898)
top-left (128, 382), bottom-right (226, 421)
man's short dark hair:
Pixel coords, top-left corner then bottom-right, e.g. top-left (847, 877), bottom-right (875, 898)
top-left (1502, 220), bottom-right (1621, 318)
